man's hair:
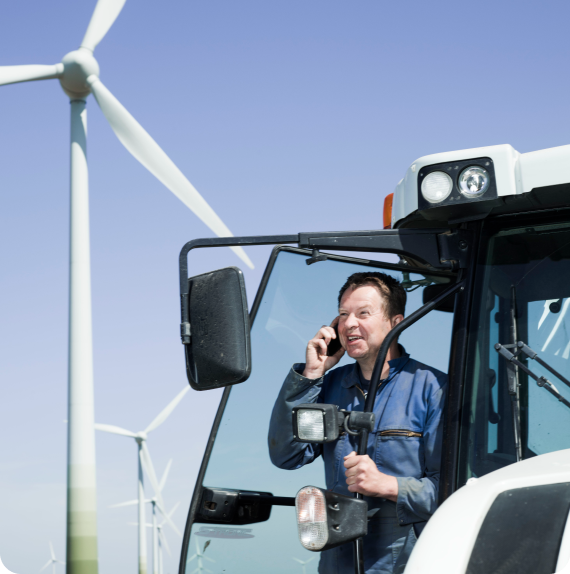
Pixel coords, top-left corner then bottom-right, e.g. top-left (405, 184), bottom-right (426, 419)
top-left (338, 272), bottom-right (406, 319)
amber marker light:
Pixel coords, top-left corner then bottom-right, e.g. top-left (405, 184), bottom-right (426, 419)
top-left (383, 193), bottom-right (394, 229)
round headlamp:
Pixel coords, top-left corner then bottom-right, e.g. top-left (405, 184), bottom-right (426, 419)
top-left (458, 166), bottom-right (490, 198)
top-left (421, 171), bottom-right (453, 203)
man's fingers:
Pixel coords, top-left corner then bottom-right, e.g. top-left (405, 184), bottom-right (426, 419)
top-left (317, 339), bottom-right (327, 355)
top-left (318, 326), bottom-right (336, 340)
top-left (343, 454), bottom-right (360, 469)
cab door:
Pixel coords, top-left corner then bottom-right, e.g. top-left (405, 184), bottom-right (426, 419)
top-left (180, 247), bottom-right (455, 574)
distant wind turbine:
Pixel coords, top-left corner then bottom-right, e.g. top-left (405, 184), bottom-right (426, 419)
top-left (292, 556), bottom-right (315, 574)
top-left (187, 538), bottom-right (215, 574)
top-left (96, 387), bottom-right (188, 574)
top-left (39, 543), bottom-right (65, 574)
top-left (0, 2), bottom-right (252, 570)
top-left (129, 501), bottom-right (180, 574)
top-left (113, 460), bottom-right (181, 574)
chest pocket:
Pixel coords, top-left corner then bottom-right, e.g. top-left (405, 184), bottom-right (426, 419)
top-left (374, 429), bottom-right (425, 478)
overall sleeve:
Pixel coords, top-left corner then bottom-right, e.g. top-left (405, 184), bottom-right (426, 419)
top-left (268, 363), bottom-right (325, 470)
top-left (395, 377), bottom-right (447, 524)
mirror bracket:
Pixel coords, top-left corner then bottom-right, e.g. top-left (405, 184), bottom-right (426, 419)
top-left (180, 320), bottom-right (191, 345)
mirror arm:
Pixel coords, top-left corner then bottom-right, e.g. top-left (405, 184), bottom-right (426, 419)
top-left (179, 235), bottom-right (300, 344)
top-left (178, 230), bottom-right (472, 344)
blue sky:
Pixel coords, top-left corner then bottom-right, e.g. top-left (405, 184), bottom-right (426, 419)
top-left (2, 0), bottom-right (570, 572)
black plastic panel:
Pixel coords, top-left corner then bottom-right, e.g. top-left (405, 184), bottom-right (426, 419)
top-left (185, 266), bottom-right (251, 390)
top-left (467, 482), bottom-right (570, 574)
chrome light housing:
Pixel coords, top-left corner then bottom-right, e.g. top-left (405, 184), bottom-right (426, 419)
top-left (295, 486), bottom-right (368, 552)
top-left (458, 166), bottom-right (491, 198)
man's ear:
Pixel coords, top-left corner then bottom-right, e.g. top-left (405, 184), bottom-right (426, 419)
top-left (391, 314), bottom-right (404, 328)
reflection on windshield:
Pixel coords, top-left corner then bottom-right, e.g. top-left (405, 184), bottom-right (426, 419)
top-left (460, 221), bottom-right (570, 485)
top-left (184, 249), bottom-right (454, 574)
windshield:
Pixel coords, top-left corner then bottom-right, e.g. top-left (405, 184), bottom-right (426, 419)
top-left (459, 218), bottom-right (570, 485)
top-left (182, 247), bottom-right (454, 574)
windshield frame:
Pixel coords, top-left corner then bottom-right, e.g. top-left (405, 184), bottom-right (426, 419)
top-left (177, 243), bottom-right (460, 573)
top-left (457, 209), bottom-right (570, 489)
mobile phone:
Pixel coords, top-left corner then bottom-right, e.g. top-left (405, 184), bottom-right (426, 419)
top-left (326, 324), bottom-right (342, 356)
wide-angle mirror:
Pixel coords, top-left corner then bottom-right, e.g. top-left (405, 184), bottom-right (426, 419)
top-left (185, 266), bottom-right (251, 391)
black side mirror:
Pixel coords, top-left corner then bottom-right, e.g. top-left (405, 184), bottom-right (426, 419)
top-left (185, 267), bottom-right (251, 391)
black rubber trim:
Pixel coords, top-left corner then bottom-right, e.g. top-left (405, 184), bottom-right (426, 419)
top-left (466, 482), bottom-right (570, 574)
top-left (439, 221), bottom-right (480, 503)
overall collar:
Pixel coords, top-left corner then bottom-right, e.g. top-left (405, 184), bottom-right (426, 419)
top-left (341, 345), bottom-right (410, 389)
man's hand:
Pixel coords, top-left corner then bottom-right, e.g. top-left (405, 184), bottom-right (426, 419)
top-left (344, 451), bottom-right (398, 501)
top-left (302, 317), bottom-right (345, 379)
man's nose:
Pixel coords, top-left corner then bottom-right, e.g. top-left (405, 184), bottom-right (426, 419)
top-left (344, 313), bottom-right (359, 329)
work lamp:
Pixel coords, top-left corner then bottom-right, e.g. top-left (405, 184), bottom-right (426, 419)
top-left (295, 486), bottom-right (368, 551)
top-left (292, 404), bottom-right (375, 443)
top-left (421, 171), bottom-right (453, 203)
top-left (416, 157), bottom-right (497, 216)
top-left (458, 166), bottom-right (490, 198)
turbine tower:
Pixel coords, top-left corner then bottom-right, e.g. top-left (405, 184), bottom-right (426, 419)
top-left (0, 2), bottom-right (253, 573)
top-left (128, 501), bottom-right (180, 574)
top-left (113, 460), bottom-right (180, 574)
top-left (96, 387), bottom-right (188, 574)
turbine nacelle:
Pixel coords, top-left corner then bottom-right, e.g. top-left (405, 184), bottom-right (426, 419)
top-left (135, 431), bottom-right (148, 444)
top-left (59, 49), bottom-right (100, 99)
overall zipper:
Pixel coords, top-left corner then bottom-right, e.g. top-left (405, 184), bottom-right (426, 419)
top-left (379, 429), bottom-right (422, 438)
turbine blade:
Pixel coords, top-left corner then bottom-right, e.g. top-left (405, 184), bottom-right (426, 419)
top-left (167, 501), bottom-right (180, 519)
top-left (39, 560), bottom-right (51, 572)
top-left (203, 556), bottom-right (215, 563)
top-left (187, 554), bottom-right (197, 562)
top-left (0, 64), bottom-right (62, 87)
top-left (159, 459), bottom-right (173, 491)
top-left (81, 0), bottom-right (127, 52)
top-left (139, 443), bottom-right (164, 508)
top-left (292, 558), bottom-right (303, 564)
top-left (94, 423), bottom-right (137, 438)
top-left (156, 501), bottom-right (181, 537)
top-left (49, 542), bottom-right (55, 560)
top-left (145, 388), bottom-right (189, 434)
top-left (109, 499), bottom-right (138, 508)
top-left (87, 76), bottom-right (254, 269)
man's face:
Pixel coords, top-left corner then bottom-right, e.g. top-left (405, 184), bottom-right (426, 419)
top-left (337, 285), bottom-right (400, 364)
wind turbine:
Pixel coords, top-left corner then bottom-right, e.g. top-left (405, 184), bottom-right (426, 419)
top-left (0, 3), bottom-right (252, 572)
top-left (187, 538), bottom-right (215, 574)
top-left (292, 556), bottom-right (315, 574)
top-left (96, 387), bottom-right (188, 574)
top-left (112, 460), bottom-right (180, 574)
top-left (128, 501), bottom-right (180, 574)
top-left (39, 543), bottom-right (65, 574)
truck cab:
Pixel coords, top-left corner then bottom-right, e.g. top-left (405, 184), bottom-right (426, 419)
top-left (177, 143), bottom-right (570, 574)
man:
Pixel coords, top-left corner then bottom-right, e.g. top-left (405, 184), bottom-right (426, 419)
top-left (268, 272), bottom-right (447, 574)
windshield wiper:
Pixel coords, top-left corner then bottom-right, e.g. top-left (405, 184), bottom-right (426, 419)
top-left (507, 286), bottom-right (523, 462)
top-left (495, 341), bottom-right (570, 411)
